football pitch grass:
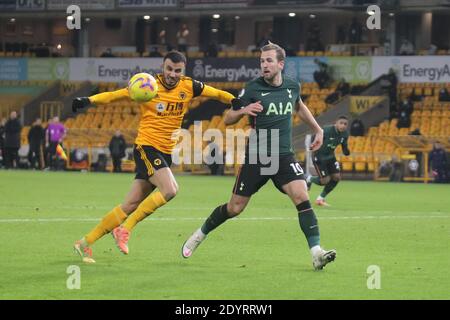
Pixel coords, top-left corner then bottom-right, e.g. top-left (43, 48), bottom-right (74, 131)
top-left (0, 170), bottom-right (449, 300)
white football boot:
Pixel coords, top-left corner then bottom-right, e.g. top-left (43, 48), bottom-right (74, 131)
top-left (182, 228), bottom-right (206, 258)
top-left (312, 248), bottom-right (337, 270)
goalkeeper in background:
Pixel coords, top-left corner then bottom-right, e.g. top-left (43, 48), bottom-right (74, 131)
top-left (306, 115), bottom-right (350, 206)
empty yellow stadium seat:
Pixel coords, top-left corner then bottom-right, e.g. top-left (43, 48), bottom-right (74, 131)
top-left (354, 155), bottom-right (367, 172)
top-left (340, 155), bottom-right (353, 172)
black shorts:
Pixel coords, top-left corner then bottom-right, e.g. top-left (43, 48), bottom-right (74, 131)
top-left (232, 154), bottom-right (305, 197)
top-left (312, 155), bottom-right (340, 178)
top-left (134, 145), bottom-right (172, 180)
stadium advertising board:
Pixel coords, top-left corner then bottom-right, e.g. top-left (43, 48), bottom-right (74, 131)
top-left (28, 59), bottom-right (69, 80)
top-left (184, 0), bottom-right (247, 7)
top-left (186, 58), bottom-right (260, 82)
top-left (0, 0), bottom-right (15, 10)
top-left (328, 57), bottom-right (372, 83)
top-left (1, 57), bottom-right (446, 83)
top-left (372, 56), bottom-right (450, 83)
top-left (69, 58), bottom-right (163, 82)
top-left (118, 0), bottom-right (178, 7)
top-left (47, 0), bottom-right (115, 10)
top-left (0, 59), bottom-right (27, 80)
top-left (350, 96), bottom-right (383, 114)
top-left (15, 0), bottom-right (45, 11)
top-left (285, 57), bottom-right (326, 83)
top-left (252, 0), bottom-right (328, 4)
top-left (285, 57), bottom-right (371, 84)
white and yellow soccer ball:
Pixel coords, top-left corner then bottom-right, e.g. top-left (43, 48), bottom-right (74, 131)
top-left (127, 72), bottom-right (158, 102)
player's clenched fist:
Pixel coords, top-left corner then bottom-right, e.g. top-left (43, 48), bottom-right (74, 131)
top-left (72, 97), bottom-right (90, 113)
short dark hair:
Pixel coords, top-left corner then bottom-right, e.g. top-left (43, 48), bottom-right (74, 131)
top-left (260, 41), bottom-right (286, 62)
top-left (163, 50), bottom-right (187, 64)
top-left (337, 115), bottom-right (349, 121)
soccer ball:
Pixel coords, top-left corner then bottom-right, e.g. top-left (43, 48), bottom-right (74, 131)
top-left (127, 73), bottom-right (158, 102)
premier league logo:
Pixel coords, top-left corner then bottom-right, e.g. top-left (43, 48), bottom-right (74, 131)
top-left (156, 103), bottom-right (165, 112)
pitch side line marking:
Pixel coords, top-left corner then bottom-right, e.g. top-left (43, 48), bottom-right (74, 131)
top-left (0, 216), bottom-right (449, 223)
top-left (0, 205), bottom-right (448, 216)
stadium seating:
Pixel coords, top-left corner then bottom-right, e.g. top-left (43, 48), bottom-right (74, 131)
top-left (332, 82), bottom-right (450, 174)
top-left (15, 78), bottom-right (445, 176)
top-left (57, 80), bottom-right (346, 172)
top-left (0, 80), bottom-right (52, 119)
top-left (296, 50), bottom-right (351, 57)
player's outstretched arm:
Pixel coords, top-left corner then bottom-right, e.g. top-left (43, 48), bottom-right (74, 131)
top-left (297, 97), bottom-right (323, 151)
top-left (223, 109), bottom-right (243, 126)
top-left (72, 88), bottom-right (129, 113)
top-left (200, 85), bottom-right (235, 104)
top-left (224, 99), bottom-right (263, 125)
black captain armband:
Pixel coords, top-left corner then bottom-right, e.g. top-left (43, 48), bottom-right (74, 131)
top-left (231, 98), bottom-right (244, 110)
top-left (192, 80), bottom-right (205, 97)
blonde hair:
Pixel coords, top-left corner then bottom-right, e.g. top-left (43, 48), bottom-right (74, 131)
top-left (260, 41), bottom-right (286, 62)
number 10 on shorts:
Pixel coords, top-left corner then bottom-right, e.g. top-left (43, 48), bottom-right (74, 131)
top-left (290, 162), bottom-right (303, 175)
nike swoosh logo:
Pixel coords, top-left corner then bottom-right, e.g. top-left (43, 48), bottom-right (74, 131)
top-left (261, 92), bottom-right (270, 96)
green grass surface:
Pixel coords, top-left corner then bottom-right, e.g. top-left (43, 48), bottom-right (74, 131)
top-left (0, 170), bottom-right (449, 300)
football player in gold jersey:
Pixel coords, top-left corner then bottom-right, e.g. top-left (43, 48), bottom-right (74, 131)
top-left (72, 51), bottom-right (235, 263)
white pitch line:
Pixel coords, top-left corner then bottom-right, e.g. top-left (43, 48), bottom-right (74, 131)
top-left (0, 205), bottom-right (448, 216)
top-left (0, 215), bottom-right (449, 223)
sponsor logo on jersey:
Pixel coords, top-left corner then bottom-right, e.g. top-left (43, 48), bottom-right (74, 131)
top-left (156, 102), bottom-right (184, 116)
top-left (266, 102), bottom-right (293, 115)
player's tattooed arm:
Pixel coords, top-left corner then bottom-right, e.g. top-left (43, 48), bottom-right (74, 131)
top-left (297, 96), bottom-right (323, 151)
